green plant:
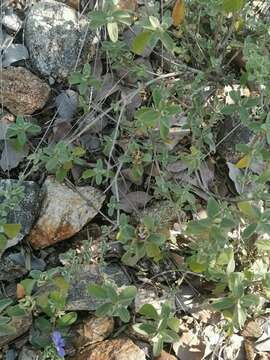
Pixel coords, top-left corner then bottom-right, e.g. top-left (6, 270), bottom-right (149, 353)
top-left (120, 141), bottom-right (152, 182)
top-left (133, 302), bottom-right (180, 357)
top-left (116, 214), bottom-right (168, 266)
top-left (69, 63), bottom-right (100, 112)
top-left (135, 85), bottom-right (180, 141)
top-left (82, 159), bottom-right (114, 185)
top-left (132, 15), bottom-right (175, 55)
top-left (0, 183), bottom-right (23, 251)
top-left (7, 116), bottom-right (41, 151)
top-left (30, 142), bottom-right (86, 182)
top-left (88, 283), bottom-right (137, 322)
top-left (89, 1), bottom-right (132, 43)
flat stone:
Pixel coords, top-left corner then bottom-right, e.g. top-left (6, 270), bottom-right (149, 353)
top-left (0, 179), bottom-right (43, 251)
top-left (0, 313), bottom-right (32, 347)
top-left (71, 316), bottom-right (114, 350)
top-left (28, 177), bottom-right (105, 249)
top-left (66, 263), bottom-right (130, 311)
top-left (71, 338), bottom-right (146, 360)
top-left (25, 0), bottom-right (93, 79)
top-left (0, 67), bottom-right (50, 115)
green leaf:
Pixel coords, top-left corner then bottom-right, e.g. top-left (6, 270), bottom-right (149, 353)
top-left (107, 22), bottom-right (118, 43)
top-left (161, 328), bottom-right (179, 343)
top-left (0, 298), bottom-right (13, 314)
top-left (159, 31), bottom-right (175, 52)
top-left (95, 303), bottom-right (114, 317)
top-left (167, 317), bottom-right (180, 332)
top-left (20, 279), bottom-right (36, 296)
top-left (6, 305), bottom-right (27, 317)
top-left (238, 202), bottom-right (260, 221)
top-left (3, 223), bottom-right (21, 239)
top-left (242, 224), bottom-right (257, 239)
top-left (118, 286), bottom-right (137, 305)
top-left (207, 198), bottom-right (220, 218)
top-left (149, 16), bottom-right (160, 29)
top-left (115, 307), bottom-right (130, 323)
top-left (133, 323), bottom-right (156, 336)
top-left (0, 234), bottom-right (7, 251)
top-left (256, 239), bottom-right (270, 251)
top-left (0, 315), bottom-right (11, 325)
top-left (138, 304), bottom-right (159, 320)
top-left (57, 312), bottom-right (77, 328)
top-left (160, 303), bottom-right (172, 319)
top-left (223, 0), bottom-right (245, 13)
top-left (88, 284), bottom-right (109, 299)
top-left (145, 242), bottom-right (161, 261)
top-left (228, 273), bottom-right (245, 298)
top-left (212, 297), bottom-right (234, 311)
top-left (69, 72), bottom-right (82, 85)
top-left (132, 31), bottom-right (154, 55)
top-left (0, 323), bottom-right (16, 336)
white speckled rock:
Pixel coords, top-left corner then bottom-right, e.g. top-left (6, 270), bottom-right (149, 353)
top-left (29, 177), bottom-right (105, 249)
top-left (25, 0), bottom-right (93, 79)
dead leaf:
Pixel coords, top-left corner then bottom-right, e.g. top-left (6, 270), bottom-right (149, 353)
top-left (0, 142), bottom-right (29, 171)
top-left (16, 283), bottom-right (25, 299)
top-left (119, 191), bottom-right (152, 213)
top-left (172, 0), bottom-right (185, 27)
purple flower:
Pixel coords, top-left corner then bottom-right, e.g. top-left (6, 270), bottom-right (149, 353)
top-left (52, 330), bottom-right (65, 358)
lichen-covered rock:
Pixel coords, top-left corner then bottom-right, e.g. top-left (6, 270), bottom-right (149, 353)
top-left (71, 338), bottom-right (146, 360)
top-left (66, 264), bottom-right (130, 311)
top-left (25, 0), bottom-right (93, 79)
top-left (29, 177), bottom-right (105, 249)
top-left (0, 179), bottom-right (43, 251)
top-left (0, 67), bottom-right (50, 115)
top-left (0, 313), bottom-right (32, 347)
top-left (71, 316), bottom-right (114, 350)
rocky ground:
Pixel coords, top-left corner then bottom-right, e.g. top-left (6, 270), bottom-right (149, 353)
top-left (0, 0), bottom-right (270, 359)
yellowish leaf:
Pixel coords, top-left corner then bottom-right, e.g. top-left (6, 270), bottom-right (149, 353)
top-left (172, 0), bottom-right (185, 27)
top-left (236, 154), bottom-right (251, 169)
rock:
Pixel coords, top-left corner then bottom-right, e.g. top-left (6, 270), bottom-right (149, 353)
top-left (0, 67), bottom-right (50, 115)
top-left (217, 119), bottom-right (255, 163)
top-left (71, 316), bottom-right (114, 350)
top-left (18, 347), bottom-right (41, 360)
top-left (28, 177), bottom-right (105, 249)
top-left (66, 263), bottom-right (130, 311)
top-left (71, 338), bottom-right (146, 360)
top-left (0, 254), bottom-right (27, 282)
top-left (25, 0), bottom-right (93, 79)
top-left (156, 351), bottom-right (177, 360)
top-left (135, 288), bottom-right (175, 312)
top-left (0, 179), bottom-right (43, 251)
top-left (2, 12), bottom-right (22, 32)
top-left (0, 313), bottom-right (32, 347)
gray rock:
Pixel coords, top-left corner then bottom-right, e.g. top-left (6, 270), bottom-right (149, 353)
top-left (0, 180), bottom-right (43, 251)
top-left (217, 119), bottom-right (255, 163)
top-left (19, 347), bottom-right (41, 360)
top-left (28, 177), bottom-right (105, 249)
top-left (0, 253), bottom-right (27, 282)
top-left (66, 263), bottom-right (130, 311)
top-left (25, 0), bottom-right (93, 79)
top-left (0, 313), bottom-right (32, 347)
